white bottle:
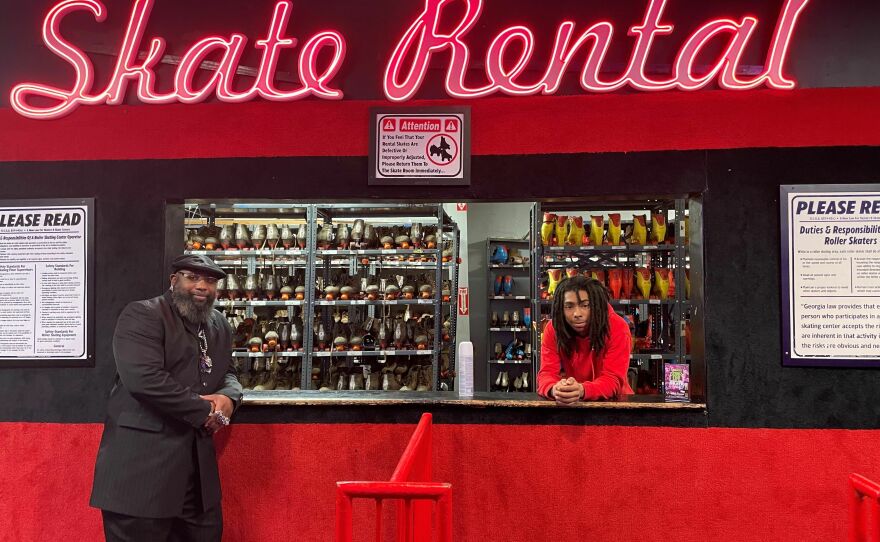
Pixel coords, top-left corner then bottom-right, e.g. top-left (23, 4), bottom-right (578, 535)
top-left (457, 341), bottom-right (474, 398)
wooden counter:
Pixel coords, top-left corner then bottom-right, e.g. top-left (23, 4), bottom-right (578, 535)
top-left (242, 391), bottom-right (706, 410)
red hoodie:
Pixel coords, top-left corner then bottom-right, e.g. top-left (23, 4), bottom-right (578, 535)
top-left (537, 308), bottom-right (633, 400)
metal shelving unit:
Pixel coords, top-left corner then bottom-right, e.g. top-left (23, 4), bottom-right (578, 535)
top-left (530, 199), bottom-right (703, 401)
top-left (182, 202), bottom-right (460, 395)
top-left (310, 203), bottom-right (457, 392)
top-left (485, 237), bottom-right (533, 392)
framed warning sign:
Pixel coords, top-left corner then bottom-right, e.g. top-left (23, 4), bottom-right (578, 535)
top-left (369, 107), bottom-right (471, 186)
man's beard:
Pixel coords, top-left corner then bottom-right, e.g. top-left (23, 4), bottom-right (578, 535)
top-left (171, 284), bottom-right (216, 324)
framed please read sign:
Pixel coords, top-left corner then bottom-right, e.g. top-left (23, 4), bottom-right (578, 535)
top-left (781, 184), bottom-right (880, 367)
top-left (0, 198), bottom-right (95, 368)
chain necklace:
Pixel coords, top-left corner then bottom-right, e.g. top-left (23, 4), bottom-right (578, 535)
top-left (197, 325), bottom-right (213, 375)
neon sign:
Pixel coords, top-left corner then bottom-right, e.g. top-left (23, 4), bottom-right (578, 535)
top-left (11, 0), bottom-right (809, 120)
top-left (10, 0), bottom-right (346, 119)
top-left (384, 0), bottom-right (809, 100)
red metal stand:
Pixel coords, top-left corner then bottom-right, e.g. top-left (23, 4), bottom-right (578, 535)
top-left (336, 413), bottom-right (452, 542)
top-left (850, 473), bottom-right (880, 542)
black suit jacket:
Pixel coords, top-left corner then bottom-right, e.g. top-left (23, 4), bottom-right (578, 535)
top-left (90, 291), bottom-right (242, 518)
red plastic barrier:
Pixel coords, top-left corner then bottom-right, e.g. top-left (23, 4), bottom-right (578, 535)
top-left (849, 473), bottom-right (880, 541)
top-left (336, 413), bottom-right (452, 542)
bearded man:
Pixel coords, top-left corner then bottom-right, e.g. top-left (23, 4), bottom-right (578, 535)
top-left (91, 254), bottom-right (242, 542)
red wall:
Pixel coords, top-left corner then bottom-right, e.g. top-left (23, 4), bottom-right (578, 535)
top-left (3, 422), bottom-right (878, 541)
top-left (2, 82), bottom-right (880, 542)
top-left (1, 87), bottom-right (879, 161)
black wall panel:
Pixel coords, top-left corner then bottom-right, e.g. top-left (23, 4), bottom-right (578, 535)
top-left (1, 147), bottom-right (879, 428)
top-left (704, 147), bottom-right (880, 428)
top-left (1, 0), bottom-right (878, 428)
top-left (0, 151), bottom-right (704, 424)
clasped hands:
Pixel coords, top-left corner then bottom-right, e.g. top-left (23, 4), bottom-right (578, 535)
top-left (551, 377), bottom-right (585, 405)
top-left (201, 394), bottom-right (233, 435)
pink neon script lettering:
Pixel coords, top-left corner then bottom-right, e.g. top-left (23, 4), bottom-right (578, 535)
top-left (9, 1), bottom-right (105, 119)
top-left (10, 0), bottom-right (347, 119)
top-left (383, 0), bottom-right (810, 100)
top-left (9, 0), bottom-right (809, 118)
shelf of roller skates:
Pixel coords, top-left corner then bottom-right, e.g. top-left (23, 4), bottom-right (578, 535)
top-left (315, 299), bottom-right (443, 306)
top-left (309, 304), bottom-right (448, 356)
top-left (233, 351), bottom-right (304, 358)
top-left (488, 364), bottom-right (532, 392)
top-left (487, 307), bottom-right (531, 331)
top-left (629, 353), bottom-right (678, 360)
top-left (486, 242), bottom-right (531, 308)
top-left (308, 203), bottom-right (460, 393)
top-left (529, 199), bottom-right (699, 399)
top-left (485, 237), bottom-right (534, 392)
top-left (536, 206), bottom-right (685, 250)
top-left (316, 257), bottom-right (454, 270)
top-left (186, 249), bottom-right (308, 257)
top-left (312, 272), bottom-right (454, 306)
top-left (182, 203), bottom-right (311, 310)
top-left (488, 360), bottom-right (532, 391)
top-left (315, 248), bottom-right (439, 263)
top-left (225, 307), bottom-right (309, 392)
top-left (216, 300), bottom-right (305, 308)
top-left (177, 201), bottom-right (461, 395)
top-left (308, 358), bottom-right (438, 392)
top-left (489, 336), bottom-right (533, 363)
top-left (542, 244), bottom-right (675, 254)
top-left (183, 203), bottom-right (311, 252)
top-left (210, 270), bottom-right (310, 306)
top-left (312, 249), bottom-right (453, 265)
top-left (311, 204), bottom-right (449, 250)
top-left (537, 298), bottom-right (679, 305)
top-left (313, 350), bottom-right (434, 357)
top-left (314, 249), bottom-right (446, 266)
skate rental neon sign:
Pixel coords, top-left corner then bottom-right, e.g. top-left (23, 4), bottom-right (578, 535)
top-left (11, 0), bottom-right (811, 119)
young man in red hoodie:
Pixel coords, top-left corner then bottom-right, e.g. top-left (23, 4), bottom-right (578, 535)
top-left (538, 276), bottom-right (633, 403)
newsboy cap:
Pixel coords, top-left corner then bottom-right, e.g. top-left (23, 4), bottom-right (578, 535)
top-left (170, 254), bottom-right (227, 279)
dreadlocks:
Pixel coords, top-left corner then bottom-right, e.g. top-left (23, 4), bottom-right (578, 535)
top-left (550, 275), bottom-right (611, 359)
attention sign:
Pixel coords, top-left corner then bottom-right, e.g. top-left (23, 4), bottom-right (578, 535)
top-left (369, 107), bottom-right (470, 186)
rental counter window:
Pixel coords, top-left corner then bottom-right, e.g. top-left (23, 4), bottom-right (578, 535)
top-left (169, 198), bottom-right (705, 406)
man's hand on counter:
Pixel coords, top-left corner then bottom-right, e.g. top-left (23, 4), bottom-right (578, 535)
top-left (551, 377), bottom-right (585, 405)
